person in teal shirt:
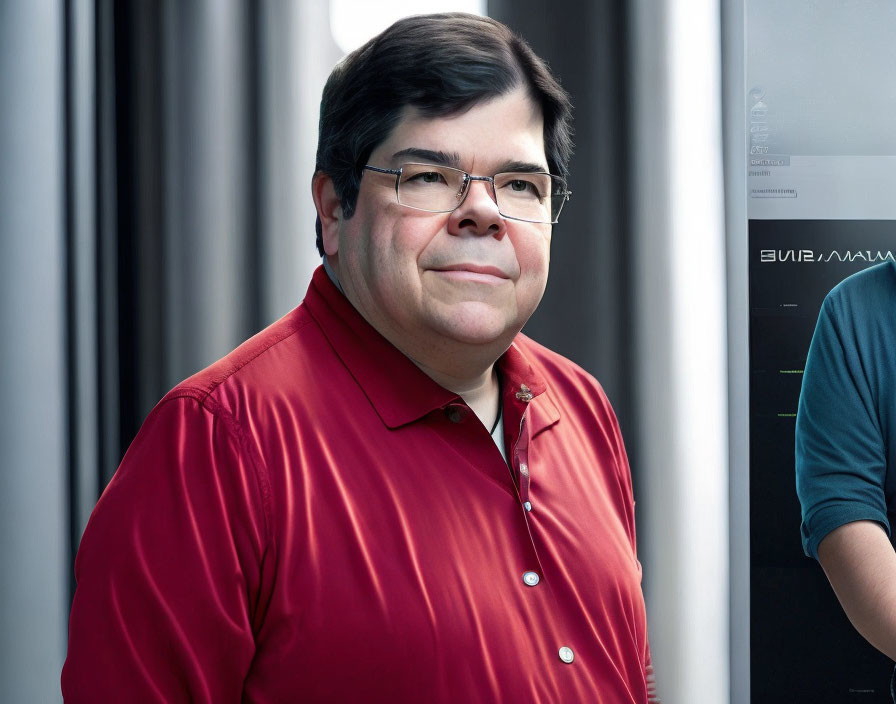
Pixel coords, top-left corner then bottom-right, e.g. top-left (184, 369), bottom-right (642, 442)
top-left (796, 260), bottom-right (896, 678)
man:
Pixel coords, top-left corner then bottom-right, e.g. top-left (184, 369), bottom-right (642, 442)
top-left (63, 13), bottom-right (655, 703)
top-left (796, 261), bottom-right (896, 695)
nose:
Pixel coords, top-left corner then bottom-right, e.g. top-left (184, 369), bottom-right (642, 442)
top-left (447, 178), bottom-right (507, 239)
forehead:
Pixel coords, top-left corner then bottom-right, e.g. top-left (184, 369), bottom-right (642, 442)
top-left (371, 88), bottom-right (548, 172)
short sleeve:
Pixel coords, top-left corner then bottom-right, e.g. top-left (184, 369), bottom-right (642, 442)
top-left (61, 395), bottom-right (270, 703)
top-left (795, 294), bottom-right (888, 560)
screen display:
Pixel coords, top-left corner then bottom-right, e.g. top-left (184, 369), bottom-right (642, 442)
top-left (747, 2), bottom-right (896, 700)
top-left (749, 221), bottom-right (896, 702)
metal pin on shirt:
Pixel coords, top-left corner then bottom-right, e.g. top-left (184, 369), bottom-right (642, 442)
top-left (515, 384), bottom-right (533, 402)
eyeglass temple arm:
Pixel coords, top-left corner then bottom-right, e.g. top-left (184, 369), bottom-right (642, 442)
top-left (362, 165), bottom-right (401, 175)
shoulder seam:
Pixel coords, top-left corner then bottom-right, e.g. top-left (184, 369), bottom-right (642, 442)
top-left (158, 393), bottom-right (275, 547)
top-left (181, 316), bottom-right (316, 403)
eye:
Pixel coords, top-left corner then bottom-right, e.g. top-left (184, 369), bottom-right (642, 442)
top-left (510, 179), bottom-right (535, 192)
top-left (503, 178), bottom-right (544, 198)
top-left (407, 170), bottom-right (447, 185)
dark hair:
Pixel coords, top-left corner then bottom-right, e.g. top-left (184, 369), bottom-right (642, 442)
top-left (314, 12), bottom-right (573, 255)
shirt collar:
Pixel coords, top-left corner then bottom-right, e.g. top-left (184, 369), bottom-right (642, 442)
top-left (498, 340), bottom-right (561, 438)
top-left (321, 255), bottom-right (343, 293)
top-left (303, 265), bottom-right (559, 433)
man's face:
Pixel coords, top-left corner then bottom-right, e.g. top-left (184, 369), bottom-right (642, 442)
top-left (327, 88), bottom-right (551, 360)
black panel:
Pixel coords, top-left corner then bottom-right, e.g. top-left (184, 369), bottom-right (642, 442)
top-left (750, 219), bottom-right (896, 702)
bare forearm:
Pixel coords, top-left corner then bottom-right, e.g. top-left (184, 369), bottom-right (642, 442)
top-left (818, 520), bottom-right (896, 660)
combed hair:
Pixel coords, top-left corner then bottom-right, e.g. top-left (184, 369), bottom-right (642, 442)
top-left (314, 12), bottom-right (573, 254)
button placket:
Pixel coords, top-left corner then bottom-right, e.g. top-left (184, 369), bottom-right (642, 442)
top-left (505, 379), bottom-right (578, 671)
top-left (514, 413), bottom-right (532, 512)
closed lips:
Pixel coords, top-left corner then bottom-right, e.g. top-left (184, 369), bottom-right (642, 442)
top-left (432, 264), bottom-right (511, 279)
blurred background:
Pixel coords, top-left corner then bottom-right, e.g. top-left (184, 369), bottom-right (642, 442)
top-left (2, 1), bottom-right (733, 701)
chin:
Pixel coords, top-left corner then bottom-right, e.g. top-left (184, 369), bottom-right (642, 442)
top-left (442, 328), bottom-right (510, 347)
top-left (430, 304), bottom-right (521, 347)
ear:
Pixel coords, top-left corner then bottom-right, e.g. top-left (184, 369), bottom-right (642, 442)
top-left (312, 172), bottom-right (343, 256)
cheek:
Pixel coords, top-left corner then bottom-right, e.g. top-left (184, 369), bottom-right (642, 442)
top-left (514, 230), bottom-right (551, 280)
top-left (393, 217), bottom-right (448, 264)
top-left (368, 219), bottom-right (439, 296)
top-left (346, 208), bottom-right (402, 274)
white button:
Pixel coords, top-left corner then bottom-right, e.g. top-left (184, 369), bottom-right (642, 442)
top-left (522, 571), bottom-right (540, 587)
top-left (523, 501), bottom-right (532, 512)
top-left (558, 646), bottom-right (574, 664)
top-left (519, 462), bottom-right (529, 477)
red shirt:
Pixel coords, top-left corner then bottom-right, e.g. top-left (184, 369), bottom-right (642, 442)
top-left (63, 266), bottom-right (650, 703)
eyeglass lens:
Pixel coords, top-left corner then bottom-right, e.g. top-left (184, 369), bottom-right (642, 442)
top-left (395, 163), bottom-right (566, 223)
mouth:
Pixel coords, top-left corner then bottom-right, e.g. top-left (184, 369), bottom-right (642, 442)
top-left (430, 264), bottom-right (512, 284)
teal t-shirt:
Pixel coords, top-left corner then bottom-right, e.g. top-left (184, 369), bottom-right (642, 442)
top-left (796, 261), bottom-right (896, 560)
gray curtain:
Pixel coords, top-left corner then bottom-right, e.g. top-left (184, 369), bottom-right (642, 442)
top-left (0, 1), bottom-right (337, 699)
top-left (89, 0), bottom-right (339, 502)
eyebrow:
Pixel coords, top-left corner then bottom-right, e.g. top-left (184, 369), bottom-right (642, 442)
top-left (391, 148), bottom-right (461, 168)
top-left (391, 149), bottom-right (550, 175)
top-left (495, 160), bottom-right (551, 174)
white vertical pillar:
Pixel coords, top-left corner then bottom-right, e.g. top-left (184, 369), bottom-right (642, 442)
top-left (723, 0), bottom-right (749, 702)
top-left (259, 0), bottom-right (342, 322)
top-left (630, 0), bottom-right (730, 702)
top-left (0, 2), bottom-right (68, 700)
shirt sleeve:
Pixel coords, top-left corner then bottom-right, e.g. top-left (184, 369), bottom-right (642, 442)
top-left (62, 394), bottom-right (271, 704)
top-left (796, 293), bottom-right (889, 560)
top-left (600, 387), bottom-right (653, 673)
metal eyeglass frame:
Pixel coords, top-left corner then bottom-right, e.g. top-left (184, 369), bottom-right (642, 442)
top-left (362, 163), bottom-right (571, 225)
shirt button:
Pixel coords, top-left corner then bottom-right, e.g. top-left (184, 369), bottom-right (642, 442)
top-left (523, 501), bottom-right (532, 512)
top-left (522, 571), bottom-right (540, 587)
top-left (558, 646), bottom-right (575, 664)
top-left (445, 407), bottom-right (462, 423)
top-left (519, 462), bottom-right (529, 477)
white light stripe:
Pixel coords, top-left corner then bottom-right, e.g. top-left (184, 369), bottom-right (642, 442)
top-left (330, 0), bottom-right (487, 55)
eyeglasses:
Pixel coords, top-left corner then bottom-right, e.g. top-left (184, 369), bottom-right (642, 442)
top-left (362, 162), bottom-right (571, 224)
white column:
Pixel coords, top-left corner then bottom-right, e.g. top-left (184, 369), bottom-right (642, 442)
top-left (723, 0), bottom-right (749, 701)
top-left (259, 0), bottom-right (342, 322)
top-left (630, 0), bottom-right (730, 702)
top-left (0, 2), bottom-right (68, 700)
